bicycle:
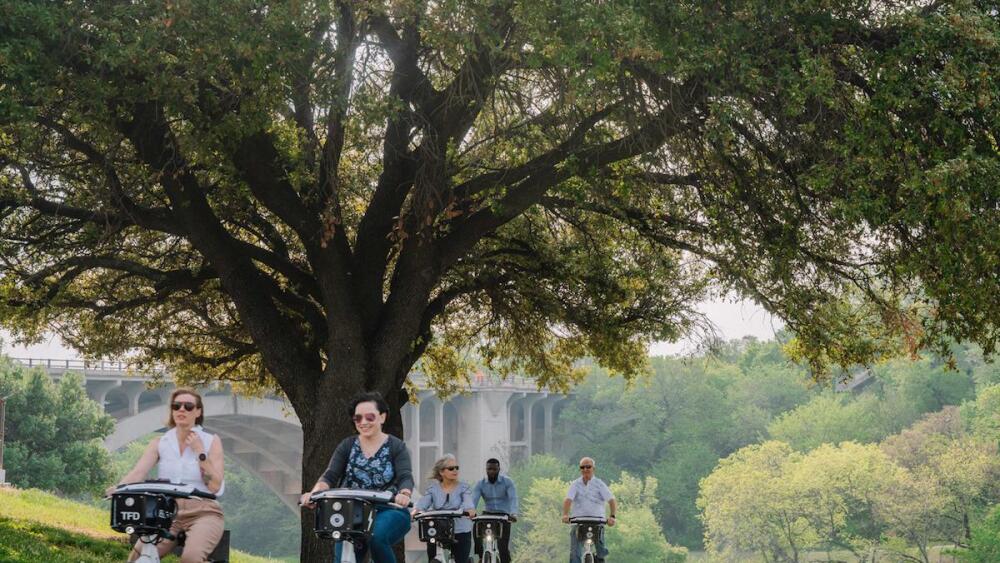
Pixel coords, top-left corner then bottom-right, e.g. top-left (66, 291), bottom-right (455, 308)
top-left (414, 509), bottom-right (466, 563)
top-left (308, 488), bottom-right (402, 563)
top-left (472, 513), bottom-right (511, 563)
top-left (108, 480), bottom-right (223, 563)
top-left (568, 516), bottom-right (606, 563)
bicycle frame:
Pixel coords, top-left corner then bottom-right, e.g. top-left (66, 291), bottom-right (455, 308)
top-left (473, 513), bottom-right (510, 563)
top-left (568, 516), bottom-right (606, 563)
top-left (415, 509), bottom-right (466, 563)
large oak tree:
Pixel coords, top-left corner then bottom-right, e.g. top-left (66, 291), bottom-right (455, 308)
top-left (2, 0), bottom-right (998, 559)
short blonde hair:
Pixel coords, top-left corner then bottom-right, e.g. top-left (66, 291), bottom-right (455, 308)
top-left (428, 454), bottom-right (458, 482)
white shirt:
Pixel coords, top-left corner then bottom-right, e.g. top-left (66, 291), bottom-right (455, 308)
top-left (565, 477), bottom-right (613, 518)
top-left (157, 426), bottom-right (224, 496)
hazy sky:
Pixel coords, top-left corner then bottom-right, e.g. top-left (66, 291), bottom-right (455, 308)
top-left (2, 299), bottom-right (780, 361)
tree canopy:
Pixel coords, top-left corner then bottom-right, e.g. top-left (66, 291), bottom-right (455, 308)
top-left (2, 2), bottom-right (999, 558)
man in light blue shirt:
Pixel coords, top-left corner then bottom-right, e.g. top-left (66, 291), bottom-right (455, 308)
top-left (471, 458), bottom-right (519, 563)
top-left (562, 457), bottom-right (616, 563)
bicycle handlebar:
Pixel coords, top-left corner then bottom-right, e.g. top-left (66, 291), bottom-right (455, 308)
top-left (413, 509), bottom-right (467, 519)
top-left (473, 513), bottom-right (512, 522)
top-left (111, 481), bottom-right (217, 500)
top-left (568, 516), bottom-right (607, 524)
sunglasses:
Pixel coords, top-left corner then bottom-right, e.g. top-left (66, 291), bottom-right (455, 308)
top-left (579, 465), bottom-right (593, 470)
top-left (444, 466), bottom-right (460, 471)
top-left (352, 413), bottom-right (379, 423)
top-left (171, 401), bottom-right (197, 412)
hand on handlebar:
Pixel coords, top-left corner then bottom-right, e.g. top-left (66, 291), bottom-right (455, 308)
top-left (510, 515), bottom-right (518, 523)
top-left (561, 514), bottom-right (570, 524)
top-left (104, 484), bottom-right (120, 498)
top-left (393, 491), bottom-right (411, 507)
top-left (465, 509), bottom-right (477, 518)
top-left (300, 492), bottom-right (316, 509)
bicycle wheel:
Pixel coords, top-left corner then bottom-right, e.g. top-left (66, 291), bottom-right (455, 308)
top-left (482, 551), bottom-right (493, 563)
top-left (583, 552), bottom-right (595, 563)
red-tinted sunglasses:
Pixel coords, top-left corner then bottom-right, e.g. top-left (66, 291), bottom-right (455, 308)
top-left (352, 413), bottom-right (379, 423)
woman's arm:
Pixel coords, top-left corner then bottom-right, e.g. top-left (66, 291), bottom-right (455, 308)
top-left (389, 437), bottom-right (415, 493)
top-left (461, 484), bottom-right (476, 516)
top-left (300, 438), bottom-right (351, 508)
top-left (200, 436), bottom-right (224, 494)
top-left (413, 486), bottom-right (432, 512)
top-left (105, 438), bottom-right (159, 495)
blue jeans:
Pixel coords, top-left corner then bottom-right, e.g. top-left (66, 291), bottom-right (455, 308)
top-left (334, 505), bottom-right (412, 562)
top-left (569, 524), bottom-right (607, 563)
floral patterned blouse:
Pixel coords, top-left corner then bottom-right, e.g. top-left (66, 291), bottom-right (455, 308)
top-left (342, 437), bottom-right (396, 490)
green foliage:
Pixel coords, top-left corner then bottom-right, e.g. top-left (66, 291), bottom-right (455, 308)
top-left (964, 384), bottom-right (1000, 440)
top-left (700, 399), bottom-right (1000, 562)
top-left (554, 343), bottom-right (815, 547)
top-left (507, 454), bottom-right (576, 494)
top-left (217, 461), bottom-right (299, 558)
top-left (511, 477), bottom-right (569, 563)
top-left (698, 441), bottom-right (812, 562)
top-left (0, 358), bottom-right (113, 495)
top-left (768, 393), bottom-right (887, 451)
top-left (605, 472), bottom-right (687, 562)
top-left (1, 0), bottom-right (998, 404)
top-left (959, 504), bottom-right (1000, 563)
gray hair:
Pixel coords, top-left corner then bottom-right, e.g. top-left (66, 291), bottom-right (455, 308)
top-left (428, 454), bottom-right (458, 482)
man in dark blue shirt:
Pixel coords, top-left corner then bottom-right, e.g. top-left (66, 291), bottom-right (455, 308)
top-left (471, 458), bottom-right (519, 563)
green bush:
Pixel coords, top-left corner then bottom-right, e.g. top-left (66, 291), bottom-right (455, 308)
top-left (958, 505), bottom-right (1000, 562)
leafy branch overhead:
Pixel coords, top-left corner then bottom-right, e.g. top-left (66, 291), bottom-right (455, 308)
top-left (1, 0), bottom-right (998, 404)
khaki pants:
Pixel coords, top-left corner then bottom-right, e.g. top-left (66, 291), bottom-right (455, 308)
top-left (129, 498), bottom-right (224, 563)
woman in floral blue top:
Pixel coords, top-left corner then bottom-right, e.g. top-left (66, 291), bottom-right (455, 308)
top-left (301, 392), bottom-right (414, 562)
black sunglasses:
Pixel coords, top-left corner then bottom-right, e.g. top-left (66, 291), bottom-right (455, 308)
top-left (579, 464), bottom-right (593, 470)
top-left (171, 401), bottom-right (197, 412)
top-left (445, 465), bottom-right (460, 471)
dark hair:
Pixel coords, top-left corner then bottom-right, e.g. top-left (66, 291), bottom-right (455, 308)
top-left (486, 458), bottom-right (501, 466)
top-left (348, 391), bottom-right (390, 419)
top-left (166, 388), bottom-right (205, 427)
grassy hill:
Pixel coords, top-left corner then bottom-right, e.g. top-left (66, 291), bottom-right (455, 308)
top-left (0, 487), bottom-right (293, 563)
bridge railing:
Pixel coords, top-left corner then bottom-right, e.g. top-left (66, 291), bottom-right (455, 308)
top-left (12, 357), bottom-right (548, 391)
top-left (10, 357), bottom-right (166, 375)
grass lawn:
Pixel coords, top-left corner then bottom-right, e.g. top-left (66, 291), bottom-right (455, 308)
top-left (0, 487), bottom-right (291, 563)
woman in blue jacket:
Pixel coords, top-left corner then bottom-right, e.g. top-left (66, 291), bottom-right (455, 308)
top-left (414, 454), bottom-right (476, 563)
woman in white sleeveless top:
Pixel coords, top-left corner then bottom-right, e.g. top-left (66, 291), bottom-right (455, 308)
top-left (107, 388), bottom-right (225, 563)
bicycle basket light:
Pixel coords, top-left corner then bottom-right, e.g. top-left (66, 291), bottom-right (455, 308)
top-left (315, 496), bottom-right (377, 540)
top-left (111, 492), bottom-right (177, 537)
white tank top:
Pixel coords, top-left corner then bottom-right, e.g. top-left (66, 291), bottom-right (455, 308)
top-left (157, 426), bottom-right (224, 496)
